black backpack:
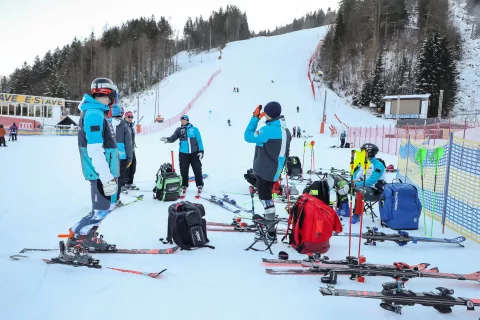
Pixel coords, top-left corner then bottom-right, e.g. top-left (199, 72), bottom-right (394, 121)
top-left (286, 156), bottom-right (302, 177)
top-left (162, 201), bottom-right (215, 250)
top-left (302, 180), bottom-right (330, 205)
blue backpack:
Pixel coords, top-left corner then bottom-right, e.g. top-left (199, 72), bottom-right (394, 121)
top-left (379, 180), bottom-right (422, 230)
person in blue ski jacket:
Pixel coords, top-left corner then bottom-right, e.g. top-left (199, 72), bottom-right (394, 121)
top-left (160, 115), bottom-right (204, 197)
top-left (61, 78), bottom-right (120, 263)
top-left (244, 102), bottom-right (291, 239)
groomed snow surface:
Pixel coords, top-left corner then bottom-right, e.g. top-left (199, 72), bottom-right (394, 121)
top-left (1, 26), bottom-right (478, 320)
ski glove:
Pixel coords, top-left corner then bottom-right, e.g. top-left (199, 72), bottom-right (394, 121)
top-left (103, 179), bottom-right (118, 197)
top-left (160, 137), bottom-right (168, 143)
top-left (197, 151), bottom-right (204, 160)
top-left (252, 105), bottom-right (265, 119)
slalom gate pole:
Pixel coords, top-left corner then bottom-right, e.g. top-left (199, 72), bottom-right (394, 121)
top-left (430, 147), bottom-right (444, 238)
top-left (358, 149), bottom-right (368, 260)
top-left (171, 150), bottom-right (175, 172)
top-left (302, 141), bottom-right (307, 180)
top-left (416, 148), bottom-right (427, 236)
top-left (348, 150), bottom-right (356, 257)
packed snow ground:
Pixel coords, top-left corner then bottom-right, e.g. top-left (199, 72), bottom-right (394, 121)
top-left (1, 27), bottom-right (479, 320)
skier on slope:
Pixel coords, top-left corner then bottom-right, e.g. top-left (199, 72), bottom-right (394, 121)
top-left (124, 111), bottom-right (138, 190)
top-left (227, 119), bottom-right (231, 126)
top-left (59, 77), bottom-right (120, 264)
top-left (340, 130), bottom-right (346, 148)
top-left (244, 102), bottom-right (291, 240)
top-left (160, 115), bottom-right (204, 198)
top-left (109, 105), bottom-right (133, 206)
top-left (353, 143), bottom-right (386, 222)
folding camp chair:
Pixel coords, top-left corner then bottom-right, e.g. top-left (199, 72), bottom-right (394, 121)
top-left (245, 214), bottom-right (281, 255)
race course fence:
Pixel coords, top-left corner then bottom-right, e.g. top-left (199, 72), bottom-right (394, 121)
top-left (396, 132), bottom-right (480, 244)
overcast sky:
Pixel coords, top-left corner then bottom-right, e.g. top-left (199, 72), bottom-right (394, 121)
top-left (0, 0), bottom-right (338, 77)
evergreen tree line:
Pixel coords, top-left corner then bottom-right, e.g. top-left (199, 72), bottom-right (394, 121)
top-left (253, 8), bottom-right (337, 37)
top-left (317, 0), bottom-right (461, 118)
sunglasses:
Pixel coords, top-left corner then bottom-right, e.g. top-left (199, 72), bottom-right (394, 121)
top-left (126, 116), bottom-right (134, 119)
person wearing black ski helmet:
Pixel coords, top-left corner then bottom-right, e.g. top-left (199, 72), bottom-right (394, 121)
top-left (354, 143), bottom-right (386, 201)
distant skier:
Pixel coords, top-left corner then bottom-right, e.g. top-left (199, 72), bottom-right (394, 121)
top-left (0, 124), bottom-right (6, 146)
top-left (109, 105), bottom-right (133, 206)
top-left (59, 77), bottom-right (120, 264)
top-left (244, 102), bottom-right (291, 241)
top-left (293, 126), bottom-right (296, 137)
top-left (160, 115), bottom-right (204, 199)
top-left (297, 106), bottom-right (299, 113)
top-left (227, 119), bottom-right (231, 126)
top-left (124, 111), bottom-right (138, 190)
top-left (296, 126), bottom-right (301, 138)
top-left (271, 80), bottom-right (275, 83)
top-left (340, 130), bottom-right (346, 148)
top-left (10, 123), bottom-right (17, 141)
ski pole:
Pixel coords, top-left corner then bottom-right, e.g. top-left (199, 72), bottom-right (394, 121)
top-left (358, 149), bottom-right (368, 260)
top-left (249, 186), bottom-right (256, 215)
top-left (416, 148), bottom-right (427, 236)
top-left (171, 150), bottom-right (175, 172)
top-left (430, 147), bottom-right (444, 238)
top-left (348, 150), bottom-right (356, 257)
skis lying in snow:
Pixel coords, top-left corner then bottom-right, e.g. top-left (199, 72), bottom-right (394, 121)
top-left (265, 265), bottom-right (480, 284)
top-left (320, 280), bottom-right (480, 315)
top-left (10, 255), bottom-right (166, 279)
top-left (334, 227), bottom-right (466, 247)
top-left (218, 194), bottom-right (253, 212)
top-left (18, 246), bottom-right (180, 255)
top-left (200, 196), bottom-right (241, 213)
top-left (206, 221), bottom-right (287, 234)
top-left (262, 257), bottom-right (431, 271)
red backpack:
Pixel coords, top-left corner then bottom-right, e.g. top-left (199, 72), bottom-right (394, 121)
top-left (284, 194), bottom-right (343, 254)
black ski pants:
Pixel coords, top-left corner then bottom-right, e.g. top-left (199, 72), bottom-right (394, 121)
top-left (256, 176), bottom-right (274, 201)
top-left (11, 133), bottom-right (17, 141)
top-left (116, 160), bottom-right (129, 201)
top-left (179, 152), bottom-right (203, 188)
top-left (340, 138), bottom-right (345, 148)
top-left (126, 152), bottom-right (137, 185)
top-left (0, 137), bottom-right (6, 146)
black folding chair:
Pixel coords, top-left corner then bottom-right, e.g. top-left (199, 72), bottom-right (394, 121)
top-left (245, 214), bottom-right (281, 255)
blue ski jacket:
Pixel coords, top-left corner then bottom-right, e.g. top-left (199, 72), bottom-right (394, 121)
top-left (167, 123), bottom-right (204, 154)
top-left (77, 94), bottom-right (120, 183)
top-left (354, 157), bottom-right (386, 188)
top-left (244, 116), bottom-right (291, 182)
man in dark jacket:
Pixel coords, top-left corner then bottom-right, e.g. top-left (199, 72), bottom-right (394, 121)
top-left (110, 105), bottom-right (133, 206)
top-left (10, 123), bottom-right (18, 141)
top-left (124, 110), bottom-right (137, 189)
top-left (160, 114), bottom-right (204, 198)
top-left (244, 102), bottom-right (291, 239)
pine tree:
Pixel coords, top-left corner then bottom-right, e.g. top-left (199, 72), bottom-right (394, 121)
top-left (358, 78), bottom-right (373, 106)
top-left (0, 76), bottom-right (8, 93)
top-left (416, 32), bottom-right (458, 117)
top-left (371, 49), bottom-right (386, 107)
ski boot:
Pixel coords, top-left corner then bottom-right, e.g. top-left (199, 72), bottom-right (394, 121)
top-left (125, 184), bottom-right (139, 190)
top-left (115, 199), bottom-right (124, 207)
top-left (57, 240), bottom-right (98, 266)
top-left (67, 227), bottom-right (116, 253)
top-left (195, 186), bottom-right (203, 199)
top-left (179, 187), bottom-right (187, 199)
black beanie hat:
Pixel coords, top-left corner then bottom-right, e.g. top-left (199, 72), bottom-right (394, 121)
top-left (264, 101), bottom-right (281, 118)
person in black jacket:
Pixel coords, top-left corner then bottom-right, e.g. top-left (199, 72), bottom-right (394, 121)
top-left (124, 111), bottom-right (137, 189)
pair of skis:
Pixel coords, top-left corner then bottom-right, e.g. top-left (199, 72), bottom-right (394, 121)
top-left (263, 257), bottom-right (480, 284)
top-left (11, 245), bottom-right (179, 279)
top-left (200, 195), bottom-right (252, 213)
top-left (320, 279), bottom-right (479, 315)
top-left (335, 226), bottom-right (466, 247)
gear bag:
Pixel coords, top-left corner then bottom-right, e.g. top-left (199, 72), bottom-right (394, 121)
top-left (379, 180), bottom-right (422, 230)
top-left (302, 180), bottom-right (330, 205)
top-left (163, 201), bottom-right (214, 250)
top-left (286, 156), bottom-right (302, 178)
top-left (283, 194), bottom-right (343, 254)
top-left (153, 164), bottom-right (182, 201)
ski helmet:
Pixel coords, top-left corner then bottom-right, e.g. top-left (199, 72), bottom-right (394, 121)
top-left (111, 105), bottom-right (124, 117)
top-left (360, 143), bottom-right (379, 158)
top-left (91, 78), bottom-right (118, 106)
top-left (159, 163), bottom-right (173, 173)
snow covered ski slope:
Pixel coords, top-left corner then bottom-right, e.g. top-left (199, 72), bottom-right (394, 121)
top-left (1, 26), bottom-right (479, 320)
